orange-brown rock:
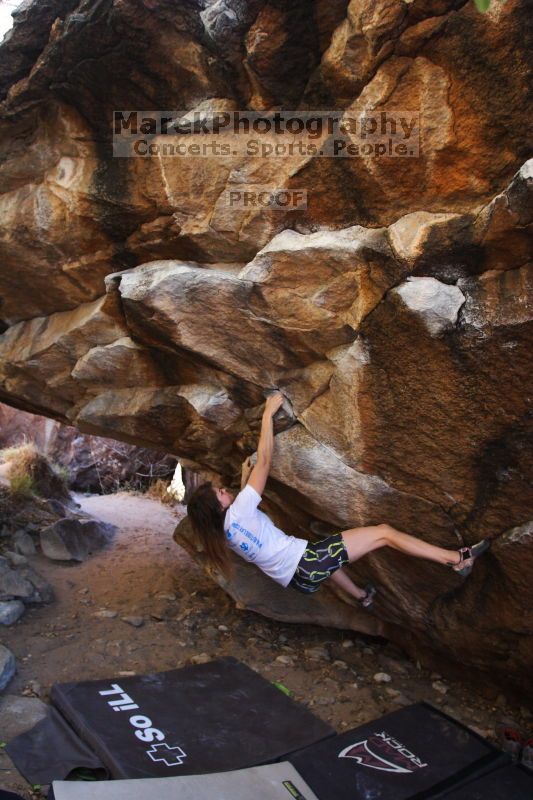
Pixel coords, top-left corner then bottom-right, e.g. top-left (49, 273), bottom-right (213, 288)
top-left (0, 0), bottom-right (531, 696)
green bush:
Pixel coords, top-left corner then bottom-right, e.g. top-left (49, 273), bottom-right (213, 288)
top-left (9, 471), bottom-right (36, 499)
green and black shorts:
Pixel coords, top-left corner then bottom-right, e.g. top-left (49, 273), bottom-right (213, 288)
top-left (289, 532), bottom-right (349, 594)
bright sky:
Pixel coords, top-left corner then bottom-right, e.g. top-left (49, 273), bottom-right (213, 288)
top-left (0, 1), bottom-right (21, 39)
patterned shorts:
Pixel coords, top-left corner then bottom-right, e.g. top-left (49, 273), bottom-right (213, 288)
top-left (289, 532), bottom-right (349, 594)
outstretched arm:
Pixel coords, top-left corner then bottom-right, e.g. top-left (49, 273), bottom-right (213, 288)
top-left (246, 392), bottom-right (284, 496)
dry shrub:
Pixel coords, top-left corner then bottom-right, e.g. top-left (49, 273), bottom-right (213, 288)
top-left (144, 477), bottom-right (176, 505)
top-left (0, 441), bottom-right (70, 502)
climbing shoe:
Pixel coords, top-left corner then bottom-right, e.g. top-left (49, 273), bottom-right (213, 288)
top-left (360, 583), bottom-right (377, 609)
top-left (496, 719), bottom-right (524, 763)
top-left (450, 538), bottom-right (491, 577)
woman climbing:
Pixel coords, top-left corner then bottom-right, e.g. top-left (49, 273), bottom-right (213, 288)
top-left (186, 392), bottom-right (490, 608)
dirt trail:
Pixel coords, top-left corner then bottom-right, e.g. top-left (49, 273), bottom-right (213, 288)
top-left (1, 490), bottom-right (531, 797)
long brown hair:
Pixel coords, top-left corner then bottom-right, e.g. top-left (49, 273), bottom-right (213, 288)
top-left (186, 481), bottom-right (233, 579)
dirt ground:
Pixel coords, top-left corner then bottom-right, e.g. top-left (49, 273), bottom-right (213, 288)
top-left (1, 490), bottom-right (531, 798)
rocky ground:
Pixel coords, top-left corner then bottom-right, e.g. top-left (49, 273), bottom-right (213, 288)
top-left (1, 490), bottom-right (531, 799)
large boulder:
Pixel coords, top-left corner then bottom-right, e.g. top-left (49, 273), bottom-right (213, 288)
top-left (0, 0), bottom-right (531, 696)
top-left (0, 558), bottom-right (54, 604)
top-left (40, 517), bottom-right (116, 561)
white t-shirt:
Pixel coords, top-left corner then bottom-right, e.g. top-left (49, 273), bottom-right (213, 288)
top-left (223, 484), bottom-right (308, 587)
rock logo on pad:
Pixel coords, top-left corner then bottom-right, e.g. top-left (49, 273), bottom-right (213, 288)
top-left (339, 731), bottom-right (428, 774)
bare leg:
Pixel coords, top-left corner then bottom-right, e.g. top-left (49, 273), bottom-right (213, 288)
top-left (341, 524), bottom-right (461, 566)
top-left (329, 568), bottom-right (367, 600)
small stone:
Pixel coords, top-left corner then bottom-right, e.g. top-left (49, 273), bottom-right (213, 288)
top-left (156, 593), bottom-right (176, 601)
top-left (94, 609), bottom-right (118, 619)
top-left (218, 624), bottom-right (229, 632)
top-left (0, 644), bottom-right (16, 691)
top-left (79, 588), bottom-right (89, 594)
top-left (385, 688), bottom-right (401, 698)
top-left (363, 647), bottom-right (374, 656)
top-left (13, 531), bottom-right (36, 556)
top-left (432, 680), bottom-right (448, 695)
top-left (17, 566), bottom-right (54, 604)
top-left (105, 641), bottom-right (122, 658)
top-left (373, 672), bottom-right (392, 683)
top-left (0, 600), bottom-right (25, 626)
top-left (190, 653), bottom-right (211, 665)
top-left (26, 523), bottom-right (40, 533)
top-left (0, 564), bottom-right (34, 601)
top-left (393, 693), bottom-right (411, 706)
top-left (274, 655), bottom-right (294, 666)
top-left (381, 657), bottom-right (409, 675)
top-left (22, 680), bottom-right (41, 697)
top-left (0, 695), bottom-right (47, 739)
top-left (121, 616), bottom-right (144, 628)
top-left (304, 646), bottom-right (330, 661)
top-left (341, 640), bottom-right (354, 649)
top-left (118, 671), bottom-right (136, 677)
top-left (4, 551), bottom-right (28, 567)
top-left (332, 660), bottom-right (348, 669)
top-left (496, 694), bottom-right (507, 708)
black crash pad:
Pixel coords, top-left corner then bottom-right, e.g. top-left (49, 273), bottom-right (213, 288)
top-left (13, 657), bottom-right (333, 782)
top-left (6, 706), bottom-right (108, 785)
top-left (289, 702), bottom-right (505, 800)
top-left (434, 763), bottom-right (533, 799)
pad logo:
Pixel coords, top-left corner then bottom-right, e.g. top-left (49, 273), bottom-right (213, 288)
top-left (339, 731), bottom-right (428, 774)
top-left (98, 683), bottom-right (188, 767)
top-left (147, 742), bottom-right (187, 766)
top-left (282, 780), bottom-right (309, 799)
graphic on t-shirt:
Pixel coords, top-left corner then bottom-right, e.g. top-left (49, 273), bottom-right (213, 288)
top-left (227, 520), bottom-right (261, 561)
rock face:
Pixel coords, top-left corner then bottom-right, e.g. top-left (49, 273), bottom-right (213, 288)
top-left (0, 1), bottom-right (531, 695)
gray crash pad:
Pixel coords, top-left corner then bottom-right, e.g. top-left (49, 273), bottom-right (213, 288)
top-left (51, 761), bottom-right (319, 800)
